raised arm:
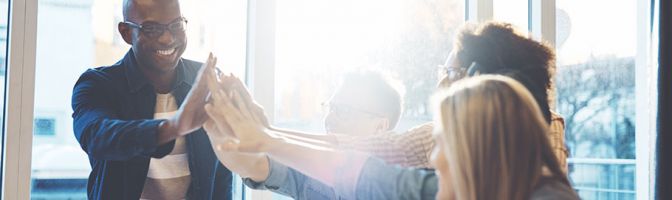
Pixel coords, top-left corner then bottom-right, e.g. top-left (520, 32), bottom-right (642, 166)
top-left (72, 54), bottom-right (217, 161)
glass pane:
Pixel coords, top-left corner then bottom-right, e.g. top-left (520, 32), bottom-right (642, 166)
top-left (556, 0), bottom-right (637, 199)
top-left (273, 1), bottom-right (464, 198)
top-left (494, 0), bottom-right (528, 30)
top-left (30, 0), bottom-right (247, 199)
top-left (274, 0), bottom-right (464, 131)
top-left (0, 0), bottom-right (9, 191)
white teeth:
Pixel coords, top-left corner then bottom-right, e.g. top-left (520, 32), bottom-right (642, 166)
top-left (157, 48), bottom-right (175, 55)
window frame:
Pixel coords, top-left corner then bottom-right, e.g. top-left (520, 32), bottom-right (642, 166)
top-left (2, 0), bottom-right (38, 199)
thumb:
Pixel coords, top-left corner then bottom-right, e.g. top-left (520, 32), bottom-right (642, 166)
top-left (193, 53), bottom-right (218, 96)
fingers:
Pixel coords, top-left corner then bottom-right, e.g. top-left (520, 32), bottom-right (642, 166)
top-left (183, 53), bottom-right (218, 111)
top-left (232, 91), bottom-right (255, 121)
top-left (211, 89), bottom-right (246, 125)
top-left (216, 142), bottom-right (239, 152)
top-left (227, 76), bottom-right (269, 127)
top-left (205, 60), bottom-right (220, 96)
top-left (195, 53), bottom-right (217, 92)
top-left (204, 103), bottom-right (238, 138)
top-left (203, 119), bottom-right (215, 133)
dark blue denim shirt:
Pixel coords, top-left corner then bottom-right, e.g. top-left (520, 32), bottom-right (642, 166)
top-left (72, 50), bottom-right (232, 200)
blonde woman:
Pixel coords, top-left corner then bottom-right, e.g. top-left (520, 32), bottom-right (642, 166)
top-left (205, 74), bottom-right (579, 199)
top-left (431, 75), bottom-right (575, 199)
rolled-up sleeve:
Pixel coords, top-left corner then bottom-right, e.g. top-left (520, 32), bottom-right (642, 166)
top-left (244, 158), bottom-right (341, 200)
top-left (242, 158), bottom-right (295, 196)
top-left (334, 123), bottom-right (435, 168)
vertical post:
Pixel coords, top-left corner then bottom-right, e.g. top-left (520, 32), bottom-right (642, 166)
top-left (636, 0), bottom-right (656, 199)
top-left (246, 0), bottom-right (276, 123)
top-left (2, 0), bottom-right (38, 199)
top-left (245, 0), bottom-right (276, 199)
top-left (530, 0), bottom-right (556, 46)
top-left (530, 0), bottom-right (557, 110)
top-left (466, 0), bottom-right (493, 22)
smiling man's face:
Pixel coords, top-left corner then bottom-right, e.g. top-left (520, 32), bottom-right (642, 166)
top-left (122, 0), bottom-right (187, 73)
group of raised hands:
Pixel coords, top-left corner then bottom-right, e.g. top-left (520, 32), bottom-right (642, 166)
top-left (196, 53), bottom-right (276, 155)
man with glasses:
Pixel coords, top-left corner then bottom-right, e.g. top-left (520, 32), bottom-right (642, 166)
top-left (203, 69), bottom-right (404, 200)
top-left (72, 0), bottom-right (231, 199)
top-left (322, 70), bottom-right (404, 136)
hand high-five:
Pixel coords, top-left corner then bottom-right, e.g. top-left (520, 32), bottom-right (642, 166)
top-left (158, 53), bottom-right (217, 145)
top-left (203, 68), bottom-right (276, 153)
top-left (204, 82), bottom-right (276, 153)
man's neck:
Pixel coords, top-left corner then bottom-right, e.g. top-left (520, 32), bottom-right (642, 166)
top-left (141, 66), bottom-right (178, 94)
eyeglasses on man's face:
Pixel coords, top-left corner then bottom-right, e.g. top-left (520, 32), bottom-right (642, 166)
top-left (437, 52), bottom-right (466, 81)
top-left (123, 17), bottom-right (188, 39)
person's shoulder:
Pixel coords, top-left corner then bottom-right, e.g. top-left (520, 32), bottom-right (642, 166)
top-left (181, 58), bottom-right (204, 71)
top-left (76, 63), bottom-right (126, 85)
top-left (401, 122), bottom-right (434, 136)
top-left (530, 179), bottom-right (580, 200)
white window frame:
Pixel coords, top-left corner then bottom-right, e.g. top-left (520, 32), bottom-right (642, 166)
top-left (466, 0), bottom-right (493, 22)
top-left (635, 0), bottom-right (657, 199)
top-left (245, 0), bottom-right (276, 199)
top-left (2, 0), bottom-right (38, 199)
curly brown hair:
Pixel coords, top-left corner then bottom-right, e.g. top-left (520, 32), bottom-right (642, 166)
top-left (453, 22), bottom-right (556, 123)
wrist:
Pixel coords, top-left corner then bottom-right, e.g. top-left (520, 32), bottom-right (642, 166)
top-left (249, 155), bottom-right (271, 182)
top-left (157, 118), bottom-right (181, 144)
top-left (259, 133), bottom-right (284, 153)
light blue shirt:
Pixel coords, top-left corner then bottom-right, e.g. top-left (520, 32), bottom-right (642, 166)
top-left (243, 157), bottom-right (437, 200)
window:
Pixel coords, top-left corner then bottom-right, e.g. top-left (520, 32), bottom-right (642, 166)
top-left (555, 0), bottom-right (637, 199)
top-left (33, 118), bottom-right (56, 136)
top-left (493, 0), bottom-right (528, 30)
top-left (274, 0), bottom-right (465, 132)
top-left (270, 0), bottom-right (463, 198)
top-left (30, 0), bottom-right (247, 198)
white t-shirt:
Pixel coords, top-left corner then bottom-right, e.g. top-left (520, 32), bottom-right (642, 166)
top-left (140, 93), bottom-right (191, 200)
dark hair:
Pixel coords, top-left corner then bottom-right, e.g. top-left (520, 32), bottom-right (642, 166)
top-left (454, 22), bottom-right (555, 123)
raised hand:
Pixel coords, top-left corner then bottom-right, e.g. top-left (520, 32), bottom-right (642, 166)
top-left (158, 53), bottom-right (217, 144)
top-left (219, 75), bottom-right (270, 128)
top-left (204, 89), bottom-right (277, 153)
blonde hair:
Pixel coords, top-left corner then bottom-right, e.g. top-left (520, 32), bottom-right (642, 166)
top-left (433, 75), bottom-right (568, 200)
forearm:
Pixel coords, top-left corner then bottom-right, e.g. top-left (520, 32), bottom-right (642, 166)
top-left (215, 151), bottom-right (270, 182)
top-left (74, 117), bottom-right (169, 161)
top-left (261, 133), bottom-right (368, 188)
top-left (270, 127), bottom-right (337, 148)
top-left (333, 123), bottom-right (435, 168)
top-left (157, 119), bottom-right (181, 145)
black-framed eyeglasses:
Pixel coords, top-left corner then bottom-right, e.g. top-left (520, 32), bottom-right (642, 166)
top-left (123, 17), bottom-right (188, 39)
top-left (437, 64), bottom-right (466, 80)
